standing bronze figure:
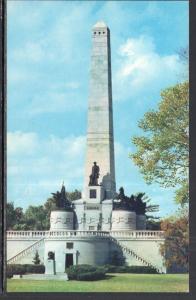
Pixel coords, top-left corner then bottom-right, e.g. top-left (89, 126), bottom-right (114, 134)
top-left (89, 162), bottom-right (100, 186)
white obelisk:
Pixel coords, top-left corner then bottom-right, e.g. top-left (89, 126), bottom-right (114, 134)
top-left (84, 21), bottom-right (116, 200)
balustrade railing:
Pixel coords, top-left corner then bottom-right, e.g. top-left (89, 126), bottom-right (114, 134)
top-left (7, 238), bottom-right (45, 264)
top-left (109, 230), bottom-right (164, 239)
top-left (109, 235), bottom-right (165, 273)
top-left (7, 230), bottom-right (164, 239)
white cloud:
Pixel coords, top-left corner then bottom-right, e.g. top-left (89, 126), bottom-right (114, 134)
top-left (7, 131), bottom-right (177, 215)
top-left (65, 82), bottom-right (80, 90)
top-left (7, 0), bottom-right (52, 29)
top-left (26, 90), bottom-right (85, 115)
top-left (12, 42), bottom-right (48, 63)
top-left (7, 67), bottom-right (35, 84)
top-left (7, 3), bottom-right (91, 115)
top-left (114, 35), bottom-right (183, 102)
top-left (7, 2), bottom-right (187, 216)
top-left (7, 131), bottom-right (38, 156)
top-left (7, 131), bottom-right (86, 207)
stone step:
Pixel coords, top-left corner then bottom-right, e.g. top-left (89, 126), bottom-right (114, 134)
top-left (109, 235), bottom-right (163, 273)
top-left (7, 238), bottom-right (45, 264)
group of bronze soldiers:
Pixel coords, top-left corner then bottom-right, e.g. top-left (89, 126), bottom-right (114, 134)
top-left (114, 187), bottom-right (146, 215)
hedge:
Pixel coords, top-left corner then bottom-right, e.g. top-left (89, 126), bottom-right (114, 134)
top-left (7, 264), bottom-right (45, 278)
top-left (77, 270), bottom-right (106, 281)
top-left (103, 265), bottom-right (158, 274)
top-left (66, 264), bottom-right (106, 281)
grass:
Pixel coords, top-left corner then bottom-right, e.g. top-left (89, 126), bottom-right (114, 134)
top-left (7, 273), bottom-right (189, 292)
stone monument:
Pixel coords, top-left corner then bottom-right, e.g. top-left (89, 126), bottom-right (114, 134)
top-left (6, 22), bottom-right (166, 277)
top-left (50, 184), bottom-right (74, 231)
top-left (84, 21), bottom-right (116, 200)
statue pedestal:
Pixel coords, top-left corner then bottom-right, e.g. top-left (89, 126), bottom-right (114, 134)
top-left (82, 185), bottom-right (105, 203)
top-left (111, 210), bottom-right (136, 230)
top-left (50, 210), bottom-right (74, 230)
top-left (136, 214), bottom-right (146, 230)
top-left (45, 259), bottom-right (56, 275)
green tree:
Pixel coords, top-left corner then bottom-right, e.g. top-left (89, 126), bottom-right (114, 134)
top-left (43, 197), bottom-right (56, 229)
top-left (160, 208), bottom-right (189, 272)
top-left (24, 205), bottom-right (48, 230)
top-left (6, 202), bottom-right (16, 230)
top-left (32, 250), bottom-right (41, 265)
top-left (110, 250), bottom-right (125, 266)
top-left (66, 189), bottom-right (81, 201)
top-left (6, 202), bottom-right (24, 230)
top-left (131, 82), bottom-right (189, 205)
top-left (43, 190), bottom-right (81, 229)
top-left (146, 219), bottom-right (161, 230)
top-left (132, 192), bottom-right (160, 228)
top-left (7, 189), bottom-right (82, 231)
top-left (133, 192), bottom-right (159, 214)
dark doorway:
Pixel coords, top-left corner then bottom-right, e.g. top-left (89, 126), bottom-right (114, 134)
top-left (66, 254), bottom-right (73, 268)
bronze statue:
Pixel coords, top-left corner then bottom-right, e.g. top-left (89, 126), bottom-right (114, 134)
top-left (51, 183), bottom-right (73, 210)
top-left (48, 251), bottom-right (55, 260)
top-left (114, 187), bottom-right (130, 210)
top-left (128, 194), bottom-right (136, 211)
top-left (89, 162), bottom-right (100, 186)
top-left (113, 189), bottom-right (146, 214)
top-left (117, 187), bottom-right (126, 201)
top-left (113, 188), bottom-right (139, 212)
top-left (135, 193), bottom-right (146, 215)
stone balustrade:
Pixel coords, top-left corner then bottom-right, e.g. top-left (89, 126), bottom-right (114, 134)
top-left (7, 230), bottom-right (164, 239)
top-left (7, 238), bottom-right (45, 264)
top-left (7, 231), bottom-right (48, 238)
top-left (110, 230), bottom-right (165, 239)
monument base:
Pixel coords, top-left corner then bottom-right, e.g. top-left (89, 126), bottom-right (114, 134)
top-left (136, 214), bottom-right (147, 230)
top-left (50, 210), bottom-right (74, 230)
top-left (111, 210), bottom-right (136, 230)
top-left (83, 185), bottom-right (105, 203)
top-left (45, 259), bottom-right (56, 275)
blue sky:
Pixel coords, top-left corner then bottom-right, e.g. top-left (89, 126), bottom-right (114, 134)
top-left (7, 0), bottom-right (188, 217)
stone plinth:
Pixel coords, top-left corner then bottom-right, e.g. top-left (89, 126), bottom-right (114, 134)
top-left (50, 210), bottom-right (74, 230)
top-left (136, 214), bottom-right (147, 230)
top-left (101, 199), bottom-right (113, 231)
top-left (45, 259), bottom-right (56, 275)
top-left (83, 185), bottom-right (105, 203)
top-left (111, 210), bottom-right (136, 231)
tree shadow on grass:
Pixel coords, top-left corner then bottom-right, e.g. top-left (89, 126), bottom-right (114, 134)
top-left (78, 275), bottom-right (116, 282)
top-left (103, 274), bottom-right (116, 280)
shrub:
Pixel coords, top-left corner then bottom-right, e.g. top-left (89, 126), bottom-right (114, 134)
top-left (66, 264), bottom-right (106, 281)
top-left (77, 270), bottom-right (106, 281)
top-left (103, 264), bottom-right (158, 274)
top-left (32, 250), bottom-right (41, 265)
top-left (66, 264), bottom-right (96, 280)
top-left (110, 250), bottom-right (125, 266)
top-left (25, 264), bottom-right (45, 274)
top-left (103, 264), bottom-right (117, 273)
top-left (6, 264), bottom-right (45, 278)
top-left (7, 264), bottom-right (25, 278)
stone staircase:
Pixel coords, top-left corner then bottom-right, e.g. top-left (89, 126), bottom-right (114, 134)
top-left (7, 238), bottom-right (45, 264)
top-left (7, 232), bottom-right (165, 273)
top-left (109, 235), bottom-right (165, 274)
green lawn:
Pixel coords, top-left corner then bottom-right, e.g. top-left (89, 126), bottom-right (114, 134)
top-left (7, 273), bottom-right (189, 292)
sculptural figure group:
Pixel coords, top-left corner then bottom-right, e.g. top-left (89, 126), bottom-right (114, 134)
top-left (52, 163), bottom-right (146, 215)
top-left (51, 184), bottom-right (73, 211)
top-left (114, 187), bottom-right (146, 215)
top-left (88, 162), bottom-right (146, 215)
